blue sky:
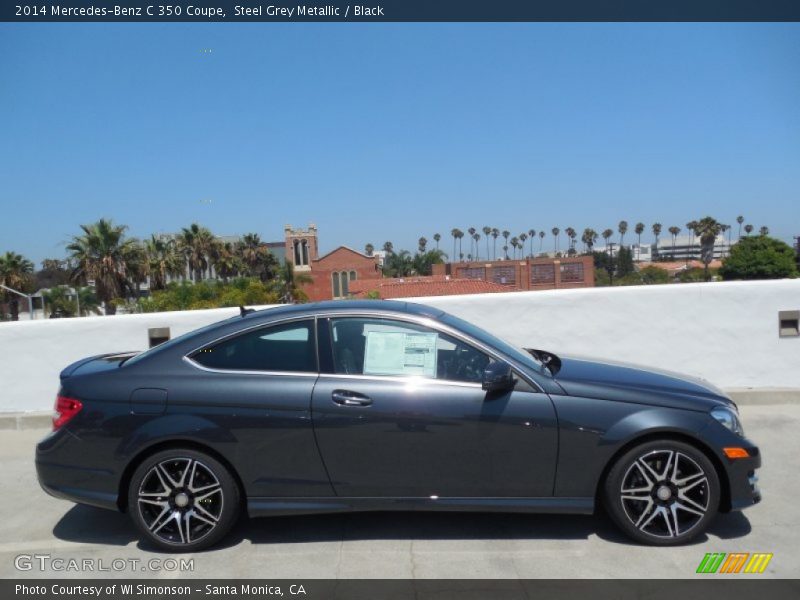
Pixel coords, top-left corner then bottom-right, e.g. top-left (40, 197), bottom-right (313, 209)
top-left (1, 23), bottom-right (798, 264)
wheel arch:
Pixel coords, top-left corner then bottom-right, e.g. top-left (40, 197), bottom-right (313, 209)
top-left (594, 431), bottom-right (732, 513)
top-left (117, 440), bottom-right (247, 513)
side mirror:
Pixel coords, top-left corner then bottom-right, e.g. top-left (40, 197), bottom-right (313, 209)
top-left (482, 361), bottom-right (516, 392)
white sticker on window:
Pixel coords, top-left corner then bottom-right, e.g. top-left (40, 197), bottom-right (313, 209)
top-left (363, 331), bottom-right (438, 377)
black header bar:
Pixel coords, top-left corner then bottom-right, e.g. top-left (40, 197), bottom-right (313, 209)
top-left (3, 0), bottom-right (800, 23)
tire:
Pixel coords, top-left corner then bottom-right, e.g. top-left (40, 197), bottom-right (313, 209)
top-left (127, 448), bottom-right (240, 552)
top-left (603, 440), bottom-right (720, 546)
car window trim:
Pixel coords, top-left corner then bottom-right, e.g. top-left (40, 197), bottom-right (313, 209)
top-left (320, 312), bottom-right (543, 392)
top-left (183, 315), bottom-right (320, 376)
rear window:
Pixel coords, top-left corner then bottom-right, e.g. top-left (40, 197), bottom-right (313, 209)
top-left (191, 320), bottom-right (317, 373)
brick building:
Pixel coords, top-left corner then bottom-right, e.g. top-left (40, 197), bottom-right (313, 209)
top-left (349, 276), bottom-right (514, 299)
top-left (283, 224), bottom-right (381, 301)
top-left (431, 255), bottom-right (594, 290)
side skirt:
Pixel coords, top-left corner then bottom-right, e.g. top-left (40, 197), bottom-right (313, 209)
top-left (247, 497), bottom-right (595, 518)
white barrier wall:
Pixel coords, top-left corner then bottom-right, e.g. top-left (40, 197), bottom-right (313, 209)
top-left (1, 281), bottom-right (798, 412)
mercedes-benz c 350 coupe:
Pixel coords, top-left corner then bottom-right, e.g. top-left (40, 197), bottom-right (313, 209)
top-left (36, 300), bottom-right (761, 551)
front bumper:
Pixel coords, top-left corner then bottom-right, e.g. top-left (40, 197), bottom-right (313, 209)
top-left (725, 444), bottom-right (762, 511)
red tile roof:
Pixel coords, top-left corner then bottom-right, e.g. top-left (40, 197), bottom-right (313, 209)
top-left (348, 276), bottom-right (517, 299)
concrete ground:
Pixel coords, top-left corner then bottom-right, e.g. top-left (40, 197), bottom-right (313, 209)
top-left (1, 404), bottom-right (797, 579)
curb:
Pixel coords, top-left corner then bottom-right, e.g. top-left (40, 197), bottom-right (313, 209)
top-left (2, 389), bottom-right (800, 431)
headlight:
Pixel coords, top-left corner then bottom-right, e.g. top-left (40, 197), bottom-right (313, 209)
top-left (711, 407), bottom-right (744, 436)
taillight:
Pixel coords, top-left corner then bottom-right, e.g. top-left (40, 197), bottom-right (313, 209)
top-left (53, 396), bottom-right (82, 430)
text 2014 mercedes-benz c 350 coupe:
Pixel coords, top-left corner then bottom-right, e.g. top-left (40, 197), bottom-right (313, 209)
top-left (36, 301), bottom-right (761, 551)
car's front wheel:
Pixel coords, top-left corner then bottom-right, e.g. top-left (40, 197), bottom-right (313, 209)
top-left (128, 449), bottom-right (240, 551)
top-left (604, 440), bottom-right (720, 545)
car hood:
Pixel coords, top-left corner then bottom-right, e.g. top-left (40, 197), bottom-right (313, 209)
top-left (550, 354), bottom-right (736, 412)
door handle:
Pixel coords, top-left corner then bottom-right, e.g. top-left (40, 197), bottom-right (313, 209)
top-left (332, 390), bottom-right (373, 407)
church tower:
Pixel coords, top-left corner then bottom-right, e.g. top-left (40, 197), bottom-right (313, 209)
top-left (284, 224), bottom-right (319, 271)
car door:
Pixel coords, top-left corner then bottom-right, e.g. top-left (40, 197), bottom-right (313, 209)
top-left (182, 318), bottom-right (333, 498)
top-left (311, 316), bottom-right (558, 498)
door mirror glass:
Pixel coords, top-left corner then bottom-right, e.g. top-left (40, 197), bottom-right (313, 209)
top-left (482, 361), bottom-right (515, 392)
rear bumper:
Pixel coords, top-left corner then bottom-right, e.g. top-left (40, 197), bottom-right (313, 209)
top-left (36, 430), bottom-right (120, 512)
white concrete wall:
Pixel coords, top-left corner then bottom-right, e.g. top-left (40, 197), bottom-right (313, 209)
top-left (1, 281), bottom-right (798, 413)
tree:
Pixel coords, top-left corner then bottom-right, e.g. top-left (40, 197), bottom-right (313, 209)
top-left (744, 224), bottom-right (754, 236)
top-left (472, 232), bottom-right (481, 260)
top-left (384, 249), bottom-right (414, 277)
top-left (581, 228), bottom-right (597, 254)
top-left (418, 236), bottom-right (428, 254)
top-left (759, 226), bottom-right (769, 236)
top-left (467, 227), bottom-right (476, 259)
top-left (551, 227), bottom-right (560, 253)
top-left (177, 223), bottom-right (216, 282)
top-left (502, 230), bottom-right (510, 259)
top-left (236, 233), bottom-right (277, 282)
top-left (510, 236), bottom-right (519, 259)
top-left (719, 235), bottom-right (798, 280)
top-left (602, 228), bottom-right (613, 248)
top-left (383, 241), bottom-right (394, 254)
top-left (692, 216), bottom-right (723, 281)
top-left (668, 226), bottom-right (681, 257)
top-left (0, 251), bottom-right (34, 320)
top-left (66, 219), bottom-right (139, 315)
top-left (274, 261), bottom-right (312, 303)
top-left (491, 228), bottom-right (499, 260)
top-left (538, 230), bottom-right (545, 252)
top-left (482, 226), bottom-right (491, 260)
top-left (618, 221), bottom-right (628, 247)
top-left (635, 222), bottom-right (645, 247)
top-left (412, 249), bottom-right (446, 276)
top-left (364, 243), bottom-right (374, 256)
top-left (685, 220), bottom-right (698, 261)
top-left (145, 235), bottom-right (184, 291)
top-left (652, 223), bottom-right (662, 257)
top-left (527, 229), bottom-right (536, 257)
top-left (564, 227), bottom-right (576, 254)
top-left (736, 215), bottom-right (744, 239)
top-left (450, 229), bottom-right (459, 263)
top-left (639, 265), bottom-right (670, 285)
top-left (519, 232), bottom-right (528, 258)
top-left (213, 242), bottom-right (243, 283)
top-left (432, 233), bottom-right (441, 250)
top-left (35, 258), bottom-right (71, 289)
top-left (616, 246), bottom-right (635, 277)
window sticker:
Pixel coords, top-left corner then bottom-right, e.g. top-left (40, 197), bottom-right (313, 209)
top-left (363, 330), bottom-right (438, 377)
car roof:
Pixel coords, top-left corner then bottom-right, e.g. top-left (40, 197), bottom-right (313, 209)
top-left (243, 299), bottom-right (446, 321)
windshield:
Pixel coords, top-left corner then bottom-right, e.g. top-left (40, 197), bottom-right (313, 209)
top-left (439, 313), bottom-right (551, 377)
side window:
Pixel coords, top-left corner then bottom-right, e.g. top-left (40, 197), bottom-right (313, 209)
top-left (192, 320), bottom-right (316, 373)
top-left (330, 318), bottom-right (491, 384)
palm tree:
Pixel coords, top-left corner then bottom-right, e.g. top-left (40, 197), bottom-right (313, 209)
top-left (275, 261), bottom-right (312, 303)
top-left (759, 226), bottom-right (769, 236)
top-left (538, 230), bottom-right (545, 252)
top-left (467, 227), bottom-right (476, 259)
top-left (686, 220), bottom-right (699, 262)
top-left (721, 224), bottom-right (731, 245)
top-left (737, 215), bottom-right (744, 239)
top-left (581, 228), bottom-right (598, 254)
top-left (382, 241), bottom-right (394, 254)
top-left (66, 219), bottom-right (139, 315)
top-left (450, 229), bottom-right (459, 263)
top-left (744, 224), bottom-right (754, 236)
top-left (418, 237), bottom-right (428, 253)
top-left (502, 245), bottom-right (508, 261)
top-left (564, 227), bottom-right (576, 253)
top-left (668, 226), bottom-right (681, 257)
top-left (652, 222), bottom-right (662, 257)
top-left (519, 233), bottom-right (528, 258)
top-left (472, 232), bottom-right (481, 260)
top-left (456, 230), bottom-right (465, 261)
top-left (433, 233), bottom-right (441, 250)
top-left (551, 227), bottom-right (560, 253)
top-left (145, 235), bottom-right (184, 291)
top-left (502, 230), bottom-right (510, 259)
top-left (635, 222), bottom-right (645, 247)
top-left (693, 217), bottom-right (724, 281)
top-left (510, 237), bottom-right (519, 259)
top-left (364, 243), bottom-right (375, 256)
top-left (602, 228), bottom-right (613, 249)
top-left (491, 228), bottom-right (500, 260)
top-left (213, 242), bottom-right (242, 283)
top-left (528, 229), bottom-right (536, 257)
top-left (0, 251), bottom-right (34, 320)
top-left (618, 221), bottom-right (628, 248)
top-left (482, 226), bottom-right (491, 260)
top-left (177, 223), bottom-right (216, 282)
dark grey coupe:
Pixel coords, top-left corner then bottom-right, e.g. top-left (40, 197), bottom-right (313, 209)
top-left (36, 300), bottom-right (761, 551)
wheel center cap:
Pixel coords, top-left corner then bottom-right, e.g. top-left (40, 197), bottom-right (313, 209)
top-left (656, 485), bottom-right (672, 501)
top-left (174, 492), bottom-right (190, 508)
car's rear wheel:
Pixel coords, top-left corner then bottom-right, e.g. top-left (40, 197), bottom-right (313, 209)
top-left (128, 449), bottom-right (240, 551)
top-left (603, 440), bottom-right (720, 545)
